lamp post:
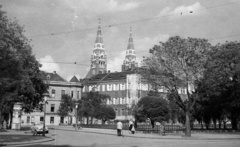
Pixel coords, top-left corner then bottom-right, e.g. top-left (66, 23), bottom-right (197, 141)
top-left (42, 92), bottom-right (49, 136)
top-left (79, 79), bottom-right (84, 128)
top-left (75, 102), bottom-right (79, 131)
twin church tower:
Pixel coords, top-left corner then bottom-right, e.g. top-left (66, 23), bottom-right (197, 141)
top-left (85, 19), bottom-right (138, 79)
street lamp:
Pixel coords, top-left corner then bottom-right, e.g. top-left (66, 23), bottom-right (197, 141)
top-left (79, 79), bottom-right (84, 128)
top-left (75, 102), bottom-right (79, 131)
top-left (42, 92), bottom-right (49, 136)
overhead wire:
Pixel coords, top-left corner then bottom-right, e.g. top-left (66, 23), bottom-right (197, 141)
top-left (36, 1), bottom-right (240, 72)
top-left (27, 0), bottom-right (240, 38)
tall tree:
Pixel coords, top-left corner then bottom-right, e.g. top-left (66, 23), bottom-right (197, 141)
top-left (139, 36), bottom-right (211, 136)
top-left (95, 105), bottom-right (116, 124)
top-left (0, 6), bottom-right (47, 127)
top-left (80, 91), bottom-right (110, 124)
top-left (196, 41), bottom-right (240, 130)
top-left (135, 96), bottom-right (170, 128)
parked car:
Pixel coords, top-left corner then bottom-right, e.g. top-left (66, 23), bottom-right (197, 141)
top-left (31, 123), bottom-right (49, 134)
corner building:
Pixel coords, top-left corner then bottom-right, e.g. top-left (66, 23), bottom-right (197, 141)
top-left (21, 72), bottom-right (83, 126)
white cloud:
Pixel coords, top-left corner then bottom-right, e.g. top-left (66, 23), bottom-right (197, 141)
top-left (107, 51), bottom-right (126, 72)
top-left (64, 0), bottom-right (140, 15)
top-left (158, 2), bottom-right (204, 17)
top-left (39, 55), bottom-right (60, 73)
top-left (136, 34), bottom-right (170, 52)
top-left (107, 0), bottom-right (139, 11)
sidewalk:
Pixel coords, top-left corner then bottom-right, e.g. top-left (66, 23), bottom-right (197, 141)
top-left (54, 126), bottom-right (240, 140)
top-left (0, 129), bottom-right (54, 146)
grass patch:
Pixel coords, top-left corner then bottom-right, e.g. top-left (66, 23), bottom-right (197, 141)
top-left (0, 134), bottom-right (49, 143)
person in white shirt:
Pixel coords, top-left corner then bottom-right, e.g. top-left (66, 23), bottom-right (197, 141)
top-left (117, 121), bottom-right (123, 136)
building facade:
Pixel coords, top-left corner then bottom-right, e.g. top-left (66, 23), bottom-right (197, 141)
top-left (21, 72), bottom-right (83, 126)
top-left (83, 22), bottom-right (150, 121)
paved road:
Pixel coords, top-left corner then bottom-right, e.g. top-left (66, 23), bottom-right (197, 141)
top-left (12, 128), bottom-right (240, 147)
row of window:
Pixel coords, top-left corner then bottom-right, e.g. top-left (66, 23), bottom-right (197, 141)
top-left (107, 97), bottom-right (130, 105)
top-left (88, 84), bottom-right (126, 92)
top-left (50, 89), bottom-right (80, 99)
top-left (115, 109), bottom-right (128, 116)
top-left (26, 116), bottom-right (55, 124)
top-left (89, 83), bottom-right (148, 92)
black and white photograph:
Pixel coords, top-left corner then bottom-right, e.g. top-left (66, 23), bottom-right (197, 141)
top-left (0, 0), bottom-right (240, 146)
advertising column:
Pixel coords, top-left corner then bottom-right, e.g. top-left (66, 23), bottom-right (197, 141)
top-left (12, 103), bottom-right (22, 130)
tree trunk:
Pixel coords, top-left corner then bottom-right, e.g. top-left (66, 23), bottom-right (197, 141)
top-left (150, 119), bottom-right (155, 128)
top-left (87, 117), bottom-right (89, 125)
top-left (185, 110), bottom-right (191, 137)
top-left (231, 112), bottom-right (238, 130)
top-left (91, 116), bottom-right (93, 124)
top-left (213, 119), bottom-right (217, 129)
top-left (223, 121), bottom-right (227, 129)
top-left (205, 124), bottom-right (209, 130)
top-left (218, 121), bottom-right (222, 129)
top-left (68, 115), bottom-right (69, 125)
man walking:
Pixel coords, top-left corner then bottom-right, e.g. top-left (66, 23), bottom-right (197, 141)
top-left (117, 121), bottom-right (123, 136)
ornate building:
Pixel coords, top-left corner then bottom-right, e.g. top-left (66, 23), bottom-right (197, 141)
top-left (83, 23), bottom-right (149, 121)
top-left (85, 19), bottom-right (107, 79)
top-left (122, 27), bottom-right (138, 72)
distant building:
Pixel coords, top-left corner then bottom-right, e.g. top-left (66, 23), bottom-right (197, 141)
top-left (83, 22), bottom-right (150, 121)
top-left (21, 71), bottom-right (83, 126)
top-left (85, 19), bottom-right (107, 78)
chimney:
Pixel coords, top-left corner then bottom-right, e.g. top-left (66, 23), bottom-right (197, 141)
top-left (108, 70), bottom-right (110, 73)
top-left (53, 71), bottom-right (56, 74)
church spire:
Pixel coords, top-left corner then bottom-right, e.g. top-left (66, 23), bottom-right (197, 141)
top-left (127, 27), bottom-right (134, 50)
top-left (122, 27), bottom-right (138, 72)
top-left (85, 19), bottom-right (107, 79)
top-left (95, 18), bottom-right (103, 43)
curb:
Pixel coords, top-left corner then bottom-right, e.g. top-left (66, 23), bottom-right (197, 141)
top-left (0, 137), bottom-right (55, 146)
top-left (77, 129), bottom-right (240, 141)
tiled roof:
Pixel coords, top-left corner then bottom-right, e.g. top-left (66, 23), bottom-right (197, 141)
top-left (41, 71), bottom-right (66, 82)
top-left (69, 75), bottom-right (79, 82)
top-left (87, 71), bottom-right (135, 82)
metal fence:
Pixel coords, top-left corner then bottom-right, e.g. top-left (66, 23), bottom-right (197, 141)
top-left (80, 124), bottom-right (184, 135)
top-left (136, 125), bottom-right (183, 135)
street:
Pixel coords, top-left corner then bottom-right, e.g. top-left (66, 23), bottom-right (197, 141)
top-left (12, 128), bottom-right (240, 147)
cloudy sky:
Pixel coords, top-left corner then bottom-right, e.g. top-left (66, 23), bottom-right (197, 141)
top-left (2, 0), bottom-right (240, 80)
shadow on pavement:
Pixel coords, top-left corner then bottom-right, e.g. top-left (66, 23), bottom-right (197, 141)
top-left (14, 144), bottom-right (99, 147)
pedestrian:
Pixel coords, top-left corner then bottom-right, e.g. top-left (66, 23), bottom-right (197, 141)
top-left (117, 121), bottom-right (123, 136)
top-left (129, 119), bottom-right (133, 134)
top-left (131, 121), bottom-right (135, 134)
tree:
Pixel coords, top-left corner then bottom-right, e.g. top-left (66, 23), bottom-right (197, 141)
top-left (80, 91), bottom-right (110, 124)
top-left (0, 6), bottom-right (47, 128)
top-left (135, 96), bottom-right (170, 128)
top-left (95, 105), bottom-right (116, 124)
top-left (58, 94), bottom-right (74, 124)
top-left (196, 41), bottom-right (240, 130)
top-left (139, 36), bottom-right (211, 136)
